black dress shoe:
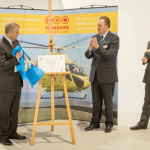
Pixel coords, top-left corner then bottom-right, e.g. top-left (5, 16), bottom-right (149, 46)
top-left (130, 122), bottom-right (147, 130)
top-left (85, 124), bottom-right (99, 131)
top-left (9, 133), bottom-right (26, 140)
top-left (0, 139), bottom-right (13, 146)
top-left (105, 126), bottom-right (112, 133)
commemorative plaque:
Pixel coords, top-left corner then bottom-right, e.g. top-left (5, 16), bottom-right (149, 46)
top-left (38, 55), bottom-right (65, 72)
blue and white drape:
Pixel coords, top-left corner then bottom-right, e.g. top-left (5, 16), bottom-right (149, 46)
top-left (11, 45), bottom-right (45, 87)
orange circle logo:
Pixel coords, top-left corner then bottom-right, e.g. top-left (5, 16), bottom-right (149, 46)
top-left (53, 16), bottom-right (61, 25)
top-left (62, 16), bottom-right (69, 24)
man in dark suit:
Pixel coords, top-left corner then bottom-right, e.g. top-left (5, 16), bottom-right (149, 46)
top-left (130, 41), bottom-right (150, 130)
top-left (85, 16), bottom-right (119, 133)
top-left (0, 22), bottom-right (26, 146)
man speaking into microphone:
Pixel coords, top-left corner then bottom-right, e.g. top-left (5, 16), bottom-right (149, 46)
top-left (85, 16), bottom-right (119, 133)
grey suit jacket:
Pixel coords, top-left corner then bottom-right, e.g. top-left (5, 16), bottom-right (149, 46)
top-left (143, 41), bottom-right (150, 84)
top-left (0, 36), bottom-right (23, 92)
top-left (85, 31), bottom-right (119, 83)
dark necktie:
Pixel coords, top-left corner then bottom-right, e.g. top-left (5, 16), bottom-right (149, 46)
top-left (12, 41), bottom-right (16, 49)
top-left (95, 35), bottom-right (104, 57)
top-left (100, 36), bottom-right (103, 44)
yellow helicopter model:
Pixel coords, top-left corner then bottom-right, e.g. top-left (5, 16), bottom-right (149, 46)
top-left (20, 39), bottom-right (91, 99)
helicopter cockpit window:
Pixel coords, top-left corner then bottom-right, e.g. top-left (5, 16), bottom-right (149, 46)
top-left (65, 67), bottom-right (72, 81)
top-left (66, 64), bottom-right (85, 76)
top-left (65, 67), bottom-right (68, 71)
top-left (80, 67), bottom-right (88, 76)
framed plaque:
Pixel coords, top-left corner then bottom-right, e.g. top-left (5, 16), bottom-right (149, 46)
top-left (38, 55), bottom-right (65, 72)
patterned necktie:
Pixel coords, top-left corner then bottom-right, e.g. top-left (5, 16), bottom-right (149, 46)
top-left (12, 41), bottom-right (16, 49)
top-left (100, 36), bottom-right (103, 44)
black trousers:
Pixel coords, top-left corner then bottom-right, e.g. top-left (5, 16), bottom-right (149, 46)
top-left (90, 74), bottom-right (115, 127)
top-left (0, 87), bottom-right (21, 140)
top-left (139, 84), bottom-right (150, 127)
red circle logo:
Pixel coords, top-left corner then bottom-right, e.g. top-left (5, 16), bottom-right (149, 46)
top-left (45, 16), bottom-right (53, 25)
top-left (45, 16), bottom-right (49, 25)
top-left (62, 16), bottom-right (69, 24)
top-left (53, 16), bottom-right (61, 25)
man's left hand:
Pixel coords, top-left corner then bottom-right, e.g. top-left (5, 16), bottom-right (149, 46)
top-left (142, 57), bottom-right (148, 63)
top-left (92, 37), bottom-right (99, 49)
top-left (30, 60), bottom-right (36, 66)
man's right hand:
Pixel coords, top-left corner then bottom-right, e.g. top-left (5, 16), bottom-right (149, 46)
top-left (16, 50), bottom-right (23, 59)
top-left (146, 49), bottom-right (150, 53)
top-left (89, 39), bottom-right (93, 52)
top-left (142, 57), bottom-right (148, 63)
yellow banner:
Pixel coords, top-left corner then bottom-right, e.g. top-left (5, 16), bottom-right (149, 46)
top-left (0, 12), bottom-right (118, 34)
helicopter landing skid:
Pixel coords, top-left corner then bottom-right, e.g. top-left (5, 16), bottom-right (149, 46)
top-left (67, 94), bottom-right (87, 100)
top-left (40, 94), bottom-right (87, 100)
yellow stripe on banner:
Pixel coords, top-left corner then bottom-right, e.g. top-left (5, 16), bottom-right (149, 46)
top-left (0, 12), bottom-right (118, 34)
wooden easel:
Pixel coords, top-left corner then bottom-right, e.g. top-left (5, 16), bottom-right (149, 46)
top-left (30, 0), bottom-right (75, 145)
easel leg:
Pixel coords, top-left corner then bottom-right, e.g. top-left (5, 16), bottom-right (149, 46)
top-left (31, 79), bottom-right (42, 145)
top-left (62, 75), bottom-right (75, 144)
top-left (51, 75), bottom-right (55, 131)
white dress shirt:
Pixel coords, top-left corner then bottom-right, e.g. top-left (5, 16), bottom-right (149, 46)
top-left (101, 30), bottom-right (109, 41)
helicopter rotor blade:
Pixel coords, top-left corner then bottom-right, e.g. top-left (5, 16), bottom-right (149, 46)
top-left (72, 46), bottom-right (88, 48)
top-left (21, 46), bottom-right (48, 49)
top-left (53, 46), bottom-right (62, 50)
top-left (63, 46), bottom-right (88, 49)
top-left (19, 36), bottom-right (89, 51)
top-left (64, 36), bottom-right (92, 47)
top-left (52, 36), bottom-right (91, 51)
top-left (53, 46), bottom-right (88, 50)
top-left (61, 46), bottom-right (75, 49)
top-left (19, 40), bottom-right (49, 48)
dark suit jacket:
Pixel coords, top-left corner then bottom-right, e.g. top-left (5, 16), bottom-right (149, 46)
top-left (143, 41), bottom-right (150, 84)
top-left (0, 36), bottom-right (23, 92)
top-left (85, 31), bottom-right (119, 83)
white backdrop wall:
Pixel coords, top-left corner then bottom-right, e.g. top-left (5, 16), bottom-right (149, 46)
top-left (0, 0), bottom-right (150, 127)
top-left (0, 0), bottom-right (64, 10)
